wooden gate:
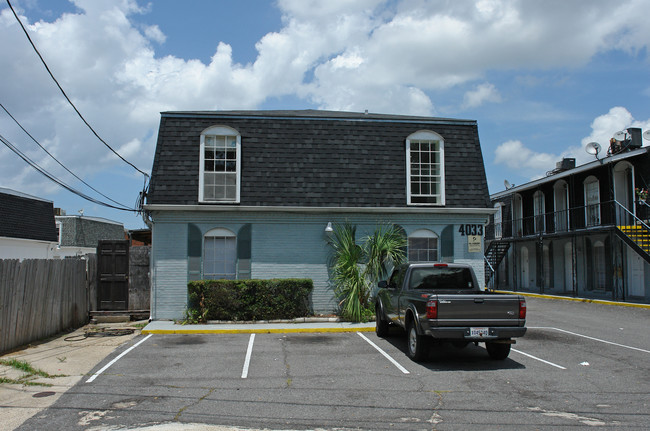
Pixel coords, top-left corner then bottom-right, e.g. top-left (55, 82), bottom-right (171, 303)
top-left (97, 240), bottom-right (129, 310)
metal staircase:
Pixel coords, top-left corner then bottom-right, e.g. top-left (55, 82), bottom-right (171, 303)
top-left (618, 225), bottom-right (650, 252)
top-left (484, 240), bottom-right (510, 286)
top-left (615, 200), bottom-right (650, 264)
top-left (617, 224), bottom-right (650, 264)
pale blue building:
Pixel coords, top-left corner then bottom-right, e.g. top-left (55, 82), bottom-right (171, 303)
top-left (144, 110), bottom-right (494, 320)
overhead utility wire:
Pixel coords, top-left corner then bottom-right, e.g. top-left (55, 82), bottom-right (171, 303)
top-left (0, 102), bottom-right (133, 210)
top-left (0, 133), bottom-right (137, 211)
top-left (5, 0), bottom-right (149, 179)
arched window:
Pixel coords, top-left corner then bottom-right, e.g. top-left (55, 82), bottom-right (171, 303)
top-left (553, 180), bottom-right (569, 232)
top-left (513, 193), bottom-right (523, 237)
top-left (204, 228), bottom-right (236, 279)
top-left (199, 126), bottom-right (241, 203)
top-left (584, 176), bottom-right (600, 226)
top-left (613, 161), bottom-right (634, 224)
top-left (406, 130), bottom-right (445, 205)
top-left (533, 190), bottom-right (545, 233)
top-left (408, 229), bottom-right (439, 262)
top-left (494, 203), bottom-right (503, 239)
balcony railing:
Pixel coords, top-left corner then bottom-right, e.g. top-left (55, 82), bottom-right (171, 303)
top-left (486, 199), bottom-right (650, 240)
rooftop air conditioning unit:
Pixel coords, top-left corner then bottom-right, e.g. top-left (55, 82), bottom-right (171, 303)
top-left (556, 158), bottom-right (576, 171)
top-left (627, 128), bottom-right (642, 149)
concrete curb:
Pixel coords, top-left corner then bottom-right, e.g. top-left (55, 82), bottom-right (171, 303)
top-left (494, 290), bottom-right (650, 309)
top-left (142, 321), bottom-right (375, 335)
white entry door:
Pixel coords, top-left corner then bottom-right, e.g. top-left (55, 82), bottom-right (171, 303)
top-left (564, 242), bottom-right (573, 293)
top-left (520, 246), bottom-right (529, 289)
top-left (627, 254), bottom-right (644, 297)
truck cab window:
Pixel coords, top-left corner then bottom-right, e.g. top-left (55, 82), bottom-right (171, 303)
top-left (410, 267), bottom-right (474, 289)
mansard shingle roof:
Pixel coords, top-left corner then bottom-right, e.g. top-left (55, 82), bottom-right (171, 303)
top-left (147, 110), bottom-right (491, 209)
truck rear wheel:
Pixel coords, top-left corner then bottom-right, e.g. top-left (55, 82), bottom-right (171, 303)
top-left (406, 320), bottom-right (428, 362)
top-left (375, 305), bottom-right (389, 337)
top-left (486, 341), bottom-right (511, 360)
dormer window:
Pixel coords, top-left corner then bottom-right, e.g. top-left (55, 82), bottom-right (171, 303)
top-left (199, 126), bottom-right (241, 203)
top-left (406, 130), bottom-right (445, 205)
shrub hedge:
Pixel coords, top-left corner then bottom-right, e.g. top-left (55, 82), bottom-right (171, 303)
top-left (187, 278), bottom-right (313, 322)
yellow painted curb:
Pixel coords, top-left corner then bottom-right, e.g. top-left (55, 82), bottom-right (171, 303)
top-left (142, 326), bottom-right (375, 335)
top-left (493, 290), bottom-right (650, 309)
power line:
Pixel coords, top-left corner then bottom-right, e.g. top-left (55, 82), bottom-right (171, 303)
top-left (5, 0), bottom-right (149, 179)
top-left (0, 102), bottom-right (133, 210)
top-left (0, 132), bottom-right (137, 212)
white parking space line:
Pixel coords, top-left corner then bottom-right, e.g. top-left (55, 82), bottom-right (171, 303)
top-left (529, 327), bottom-right (650, 354)
top-left (357, 332), bottom-right (410, 374)
top-left (512, 348), bottom-right (566, 370)
top-left (86, 334), bottom-right (153, 383)
top-left (241, 334), bottom-right (255, 379)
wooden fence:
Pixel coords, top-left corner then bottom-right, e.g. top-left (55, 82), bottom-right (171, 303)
top-left (0, 258), bottom-right (89, 354)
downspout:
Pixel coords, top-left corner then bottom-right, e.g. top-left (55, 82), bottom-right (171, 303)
top-left (149, 224), bottom-right (155, 322)
top-left (138, 187), bottom-right (154, 322)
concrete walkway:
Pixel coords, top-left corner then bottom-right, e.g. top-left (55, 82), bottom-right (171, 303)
top-left (0, 321), bottom-right (142, 431)
top-left (142, 319), bottom-right (375, 334)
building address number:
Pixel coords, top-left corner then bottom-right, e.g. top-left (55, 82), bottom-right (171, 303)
top-left (458, 224), bottom-right (483, 236)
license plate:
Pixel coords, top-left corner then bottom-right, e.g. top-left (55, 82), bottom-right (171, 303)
top-left (470, 327), bottom-right (489, 337)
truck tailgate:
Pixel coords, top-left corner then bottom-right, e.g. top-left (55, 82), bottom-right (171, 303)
top-left (435, 294), bottom-right (522, 326)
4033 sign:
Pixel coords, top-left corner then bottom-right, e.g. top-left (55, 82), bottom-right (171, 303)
top-left (458, 224), bottom-right (484, 236)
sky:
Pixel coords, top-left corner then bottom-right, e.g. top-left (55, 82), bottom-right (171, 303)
top-left (0, 0), bottom-right (649, 229)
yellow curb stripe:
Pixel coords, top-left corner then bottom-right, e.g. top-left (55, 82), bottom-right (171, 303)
top-left (142, 326), bottom-right (375, 335)
top-left (493, 290), bottom-right (650, 309)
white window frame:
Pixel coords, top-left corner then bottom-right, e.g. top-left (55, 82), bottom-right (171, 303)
top-left (584, 176), bottom-right (600, 227)
top-left (203, 228), bottom-right (237, 280)
top-left (553, 180), bottom-right (569, 232)
top-left (513, 193), bottom-right (523, 237)
top-left (406, 130), bottom-right (445, 206)
top-left (533, 190), bottom-right (545, 233)
top-left (408, 229), bottom-right (439, 262)
top-left (199, 126), bottom-right (241, 203)
top-left (494, 203), bottom-right (503, 239)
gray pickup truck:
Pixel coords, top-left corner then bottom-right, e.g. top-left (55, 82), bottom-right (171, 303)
top-left (375, 262), bottom-right (527, 361)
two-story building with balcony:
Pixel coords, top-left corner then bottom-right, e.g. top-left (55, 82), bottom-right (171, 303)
top-left (485, 128), bottom-right (650, 303)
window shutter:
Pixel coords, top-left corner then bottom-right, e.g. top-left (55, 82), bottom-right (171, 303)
top-left (187, 223), bottom-right (202, 281)
top-left (237, 224), bottom-right (252, 279)
top-left (440, 225), bottom-right (454, 262)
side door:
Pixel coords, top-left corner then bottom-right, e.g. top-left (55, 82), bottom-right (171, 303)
top-left (97, 240), bottom-right (130, 310)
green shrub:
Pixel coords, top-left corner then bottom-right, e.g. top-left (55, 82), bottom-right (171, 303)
top-left (186, 279), bottom-right (313, 322)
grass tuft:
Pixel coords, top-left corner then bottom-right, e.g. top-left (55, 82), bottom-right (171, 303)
top-left (0, 358), bottom-right (66, 387)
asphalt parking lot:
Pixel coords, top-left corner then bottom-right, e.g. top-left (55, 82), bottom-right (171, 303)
top-left (16, 297), bottom-right (650, 431)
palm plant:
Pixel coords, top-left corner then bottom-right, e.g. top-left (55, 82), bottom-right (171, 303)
top-left (327, 222), bottom-right (406, 322)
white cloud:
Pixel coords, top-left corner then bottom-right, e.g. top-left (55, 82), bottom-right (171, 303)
top-left (331, 52), bottom-right (364, 70)
top-left (581, 106), bottom-right (635, 149)
top-left (1, 0), bottom-right (649, 202)
top-left (494, 140), bottom-right (557, 177)
top-left (288, 0), bottom-right (650, 112)
top-left (494, 106), bottom-right (650, 181)
top-left (463, 83), bottom-right (502, 108)
top-left (143, 24), bottom-right (165, 44)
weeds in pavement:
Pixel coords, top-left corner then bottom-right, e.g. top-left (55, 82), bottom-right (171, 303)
top-left (0, 358), bottom-right (66, 387)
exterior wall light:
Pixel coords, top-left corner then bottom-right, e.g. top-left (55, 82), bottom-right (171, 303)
top-left (325, 222), bottom-right (334, 233)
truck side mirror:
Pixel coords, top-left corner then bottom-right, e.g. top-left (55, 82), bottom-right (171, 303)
top-left (378, 280), bottom-right (388, 288)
